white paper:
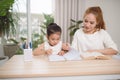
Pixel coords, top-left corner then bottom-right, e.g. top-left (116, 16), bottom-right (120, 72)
top-left (24, 49), bottom-right (33, 61)
top-left (64, 48), bottom-right (81, 60)
top-left (48, 48), bottom-right (82, 61)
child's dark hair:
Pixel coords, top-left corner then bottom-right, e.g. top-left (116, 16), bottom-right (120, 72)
top-left (47, 23), bottom-right (61, 36)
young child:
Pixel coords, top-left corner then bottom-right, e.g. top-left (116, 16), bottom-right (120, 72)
top-left (33, 23), bottom-right (70, 56)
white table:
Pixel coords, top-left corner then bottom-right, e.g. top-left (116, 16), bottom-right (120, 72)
top-left (0, 55), bottom-right (120, 80)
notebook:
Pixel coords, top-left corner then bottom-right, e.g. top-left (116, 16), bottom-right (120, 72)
top-left (48, 48), bottom-right (82, 61)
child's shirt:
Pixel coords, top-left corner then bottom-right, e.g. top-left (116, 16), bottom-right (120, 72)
top-left (44, 41), bottom-right (62, 55)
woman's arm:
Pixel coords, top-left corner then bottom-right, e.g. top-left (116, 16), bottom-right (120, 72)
top-left (87, 48), bottom-right (118, 55)
top-left (87, 30), bottom-right (119, 55)
top-left (97, 48), bottom-right (118, 55)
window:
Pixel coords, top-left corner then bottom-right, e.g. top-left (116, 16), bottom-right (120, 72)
top-left (12, 0), bottom-right (53, 49)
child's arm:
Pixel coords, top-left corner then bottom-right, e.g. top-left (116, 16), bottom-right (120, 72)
top-left (58, 43), bottom-right (70, 56)
top-left (62, 43), bottom-right (70, 51)
top-left (32, 43), bottom-right (45, 56)
top-left (33, 43), bottom-right (53, 56)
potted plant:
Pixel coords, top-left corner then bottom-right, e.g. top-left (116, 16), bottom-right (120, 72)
top-left (8, 37), bottom-right (27, 55)
top-left (0, 0), bottom-right (18, 44)
top-left (0, 0), bottom-right (20, 58)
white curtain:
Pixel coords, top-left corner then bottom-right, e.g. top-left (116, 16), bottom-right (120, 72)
top-left (53, 0), bottom-right (85, 43)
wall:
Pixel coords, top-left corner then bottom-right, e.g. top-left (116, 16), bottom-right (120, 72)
top-left (83, 0), bottom-right (120, 51)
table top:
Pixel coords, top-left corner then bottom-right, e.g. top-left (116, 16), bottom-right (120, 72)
top-left (0, 55), bottom-right (120, 78)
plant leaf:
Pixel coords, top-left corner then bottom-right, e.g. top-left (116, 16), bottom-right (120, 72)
top-left (68, 25), bottom-right (76, 30)
top-left (70, 19), bottom-right (76, 22)
top-left (77, 20), bottom-right (83, 24)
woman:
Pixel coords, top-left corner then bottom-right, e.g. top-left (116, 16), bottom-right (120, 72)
top-left (71, 6), bottom-right (118, 55)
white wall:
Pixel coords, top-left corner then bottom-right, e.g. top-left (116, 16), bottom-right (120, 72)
top-left (83, 0), bottom-right (120, 51)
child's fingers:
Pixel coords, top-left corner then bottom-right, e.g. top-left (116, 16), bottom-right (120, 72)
top-left (58, 51), bottom-right (64, 56)
top-left (63, 43), bottom-right (70, 50)
top-left (66, 43), bottom-right (70, 46)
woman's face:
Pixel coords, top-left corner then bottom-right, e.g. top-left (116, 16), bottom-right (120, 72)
top-left (83, 13), bottom-right (97, 34)
top-left (47, 33), bottom-right (61, 46)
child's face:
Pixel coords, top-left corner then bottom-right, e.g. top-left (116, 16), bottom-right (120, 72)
top-left (47, 32), bottom-right (61, 46)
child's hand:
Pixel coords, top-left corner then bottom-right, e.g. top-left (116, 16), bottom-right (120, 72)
top-left (62, 43), bottom-right (70, 51)
top-left (58, 51), bottom-right (65, 56)
top-left (46, 49), bottom-right (52, 55)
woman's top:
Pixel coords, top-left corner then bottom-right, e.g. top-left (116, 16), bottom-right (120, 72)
top-left (44, 41), bottom-right (62, 55)
top-left (71, 28), bottom-right (118, 53)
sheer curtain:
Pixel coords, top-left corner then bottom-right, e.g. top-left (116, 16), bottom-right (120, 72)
top-left (53, 0), bottom-right (85, 43)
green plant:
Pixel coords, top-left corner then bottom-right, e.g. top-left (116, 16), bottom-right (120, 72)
top-left (40, 13), bottom-right (54, 35)
top-left (8, 37), bottom-right (27, 54)
top-left (8, 38), bottom-right (19, 44)
top-left (32, 13), bottom-right (54, 49)
top-left (32, 33), bottom-right (44, 49)
top-left (0, 0), bottom-right (18, 39)
top-left (68, 19), bottom-right (83, 36)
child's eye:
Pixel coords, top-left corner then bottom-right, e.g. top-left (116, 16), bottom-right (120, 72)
top-left (57, 38), bottom-right (60, 40)
top-left (52, 39), bottom-right (55, 41)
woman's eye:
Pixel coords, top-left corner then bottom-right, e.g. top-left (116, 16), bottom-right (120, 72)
top-left (90, 22), bottom-right (94, 24)
top-left (84, 20), bottom-right (88, 23)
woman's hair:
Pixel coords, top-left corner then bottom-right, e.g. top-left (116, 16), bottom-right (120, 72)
top-left (83, 6), bottom-right (106, 30)
top-left (47, 23), bottom-right (62, 36)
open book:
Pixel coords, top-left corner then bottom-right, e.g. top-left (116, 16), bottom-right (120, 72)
top-left (80, 52), bottom-right (111, 60)
top-left (48, 48), bottom-right (82, 61)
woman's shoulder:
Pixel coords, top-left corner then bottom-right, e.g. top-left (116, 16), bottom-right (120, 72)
top-left (73, 28), bottom-right (84, 38)
top-left (74, 28), bottom-right (83, 34)
top-left (96, 29), bottom-right (111, 38)
top-left (98, 29), bottom-right (108, 35)
top-left (99, 29), bottom-right (106, 32)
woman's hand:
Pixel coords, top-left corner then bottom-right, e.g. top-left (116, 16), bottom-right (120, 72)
top-left (86, 48), bottom-right (118, 55)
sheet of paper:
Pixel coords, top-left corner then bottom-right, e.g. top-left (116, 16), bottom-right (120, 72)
top-left (64, 48), bottom-right (82, 60)
top-left (48, 48), bottom-right (82, 61)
